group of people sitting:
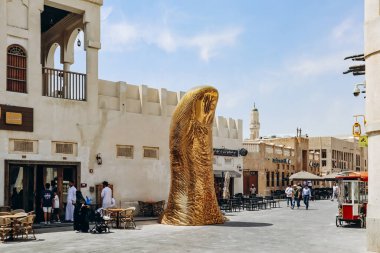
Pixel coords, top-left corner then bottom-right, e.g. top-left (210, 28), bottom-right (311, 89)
top-left (285, 184), bottom-right (312, 210)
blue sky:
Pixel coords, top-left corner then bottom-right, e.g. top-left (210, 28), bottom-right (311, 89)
top-left (68, 0), bottom-right (365, 139)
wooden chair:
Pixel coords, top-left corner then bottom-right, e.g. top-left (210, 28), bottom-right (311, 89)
top-left (0, 217), bottom-right (12, 242)
top-left (10, 209), bottom-right (25, 214)
top-left (104, 209), bottom-right (117, 228)
top-left (120, 207), bottom-right (136, 229)
top-left (18, 215), bottom-right (36, 240)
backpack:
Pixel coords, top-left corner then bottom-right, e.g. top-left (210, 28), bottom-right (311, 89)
top-left (294, 188), bottom-right (299, 198)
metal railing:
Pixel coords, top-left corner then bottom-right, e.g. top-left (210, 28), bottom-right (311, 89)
top-left (42, 67), bottom-right (86, 101)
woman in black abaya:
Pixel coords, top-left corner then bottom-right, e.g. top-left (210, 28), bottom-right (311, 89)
top-left (73, 190), bottom-right (89, 232)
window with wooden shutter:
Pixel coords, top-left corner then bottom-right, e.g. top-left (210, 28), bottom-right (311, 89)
top-left (116, 145), bottom-right (134, 159)
top-left (143, 146), bottom-right (159, 159)
top-left (52, 141), bottom-right (77, 156)
top-left (7, 45), bottom-right (27, 93)
top-left (9, 139), bottom-right (37, 153)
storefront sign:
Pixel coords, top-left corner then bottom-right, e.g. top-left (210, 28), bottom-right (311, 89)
top-left (272, 158), bottom-right (291, 164)
top-left (213, 148), bottom-right (239, 157)
top-left (0, 104), bottom-right (33, 132)
top-left (5, 112), bottom-right (22, 125)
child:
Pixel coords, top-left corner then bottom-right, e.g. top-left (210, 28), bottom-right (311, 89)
top-left (53, 191), bottom-right (61, 223)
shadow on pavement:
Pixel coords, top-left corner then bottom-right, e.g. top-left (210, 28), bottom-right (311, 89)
top-left (3, 239), bottom-right (45, 244)
top-left (215, 221), bottom-right (273, 227)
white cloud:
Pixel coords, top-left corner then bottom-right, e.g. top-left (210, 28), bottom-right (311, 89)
top-left (102, 21), bottom-right (139, 51)
top-left (332, 18), bottom-right (353, 40)
top-left (329, 17), bottom-right (363, 49)
top-left (101, 19), bottom-right (243, 61)
top-left (101, 6), bottom-right (113, 21)
top-left (286, 53), bottom-right (344, 78)
top-left (186, 28), bottom-right (243, 61)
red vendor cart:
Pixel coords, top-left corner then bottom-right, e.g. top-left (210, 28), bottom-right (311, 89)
top-left (335, 171), bottom-right (368, 228)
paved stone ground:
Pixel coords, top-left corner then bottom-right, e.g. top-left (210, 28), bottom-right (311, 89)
top-left (1, 200), bottom-right (367, 253)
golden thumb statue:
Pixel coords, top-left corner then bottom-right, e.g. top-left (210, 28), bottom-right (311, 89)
top-left (160, 86), bottom-right (225, 225)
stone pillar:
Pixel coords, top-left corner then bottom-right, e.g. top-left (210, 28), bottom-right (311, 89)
top-left (364, 0), bottom-right (380, 251)
top-left (83, 7), bottom-right (101, 116)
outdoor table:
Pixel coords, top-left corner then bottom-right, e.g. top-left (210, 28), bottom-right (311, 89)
top-left (107, 208), bottom-right (127, 228)
top-left (2, 212), bottom-right (28, 240)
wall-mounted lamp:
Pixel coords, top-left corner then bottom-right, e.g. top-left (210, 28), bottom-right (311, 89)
top-left (96, 153), bottom-right (102, 165)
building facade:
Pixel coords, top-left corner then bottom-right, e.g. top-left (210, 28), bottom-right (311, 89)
top-left (242, 106), bottom-right (318, 195)
top-left (308, 137), bottom-right (368, 176)
top-left (243, 141), bottom-right (295, 196)
top-left (242, 105), bottom-right (368, 196)
top-left (0, 0), bottom-right (243, 216)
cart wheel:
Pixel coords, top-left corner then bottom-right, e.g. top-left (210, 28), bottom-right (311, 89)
top-left (336, 216), bottom-right (341, 227)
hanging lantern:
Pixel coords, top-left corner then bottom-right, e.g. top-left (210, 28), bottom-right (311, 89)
top-left (76, 29), bottom-right (81, 47)
top-left (352, 122), bottom-right (362, 137)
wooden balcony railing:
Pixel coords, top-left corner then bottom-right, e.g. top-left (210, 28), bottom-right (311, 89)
top-left (42, 67), bottom-right (86, 101)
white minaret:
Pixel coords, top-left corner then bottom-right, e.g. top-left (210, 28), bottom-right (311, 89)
top-left (249, 103), bottom-right (260, 140)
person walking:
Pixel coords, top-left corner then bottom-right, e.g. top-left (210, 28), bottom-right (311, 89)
top-left (65, 180), bottom-right (77, 222)
top-left (331, 182), bottom-right (339, 201)
top-left (285, 185), bottom-right (293, 207)
top-left (101, 181), bottom-right (112, 208)
top-left (41, 183), bottom-right (53, 225)
top-left (302, 185), bottom-right (312, 210)
top-left (291, 185), bottom-right (301, 209)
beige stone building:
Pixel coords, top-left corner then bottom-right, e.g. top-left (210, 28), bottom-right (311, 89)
top-left (243, 106), bottom-right (318, 195)
top-left (308, 137), bottom-right (368, 176)
top-left (0, 0), bottom-right (243, 218)
top-left (242, 105), bottom-right (368, 196)
top-left (243, 141), bottom-right (295, 196)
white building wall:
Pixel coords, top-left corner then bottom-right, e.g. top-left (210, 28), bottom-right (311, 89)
top-left (364, 0), bottom-right (380, 251)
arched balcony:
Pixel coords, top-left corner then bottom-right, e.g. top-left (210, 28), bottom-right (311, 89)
top-left (41, 5), bottom-right (87, 101)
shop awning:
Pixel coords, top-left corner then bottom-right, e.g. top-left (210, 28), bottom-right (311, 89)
top-left (213, 170), bottom-right (242, 178)
top-left (289, 171), bottom-right (323, 181)
top-left (322, 172), bottom-right (340, 181)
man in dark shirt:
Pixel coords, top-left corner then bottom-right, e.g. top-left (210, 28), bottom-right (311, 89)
top-left (41, 183), bottom-right (53, 225)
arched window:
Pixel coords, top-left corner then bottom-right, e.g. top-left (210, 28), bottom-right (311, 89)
top-left (7, 45), bottom-right (27, 93)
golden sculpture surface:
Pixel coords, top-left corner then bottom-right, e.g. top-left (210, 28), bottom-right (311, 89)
top-left (160, 86), bottom-right (225, 225)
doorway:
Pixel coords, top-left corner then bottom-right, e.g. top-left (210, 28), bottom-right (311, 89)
top-left (243, 171), bottom-right (258, 195)
top-left (8, 165), bottom-right (35, 212)
top-left (5, 161), bottom-right (80, 221)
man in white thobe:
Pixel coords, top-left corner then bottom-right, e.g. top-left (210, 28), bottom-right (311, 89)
top-left (101, 181), bottom-right (112, 208)
top-left (65, 181), bottom-right (76, 221)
